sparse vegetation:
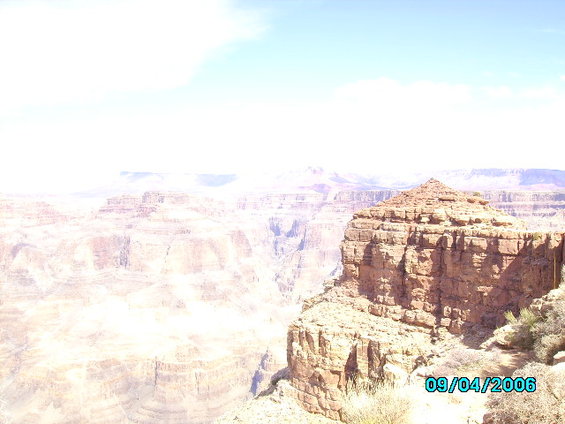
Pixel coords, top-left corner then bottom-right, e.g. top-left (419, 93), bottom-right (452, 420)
top-left (472, 191), bottom-right (481, 197)
top-left (341, 379), bottom-right (412, 424)
top-left (432, 348), bottom-right (493, 377)
top-left (485, 362), bottom-right (565, 424)
top-left (531, 300), bottom-right (565, 364)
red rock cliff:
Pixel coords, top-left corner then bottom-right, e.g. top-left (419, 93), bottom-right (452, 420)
top-left (287, 179), bottom-right (564, 419)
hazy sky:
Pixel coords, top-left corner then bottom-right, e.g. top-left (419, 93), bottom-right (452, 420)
top-left (1, 0), bottom-right (564, 192)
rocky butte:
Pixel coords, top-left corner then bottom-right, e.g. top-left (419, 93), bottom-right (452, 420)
top-left (287, 178), bottom-right (564, 419)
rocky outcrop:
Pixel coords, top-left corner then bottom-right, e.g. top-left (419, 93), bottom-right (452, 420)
top-left (340, 179), bottom-right (563, 330)
top-left (287, 179), bottom-right (564, 419)
top-left (287, 300), bottom-right (432, 420)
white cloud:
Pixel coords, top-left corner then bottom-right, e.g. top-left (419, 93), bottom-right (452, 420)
top-left (482, 85), bottom-right (562, 100)
top-left (482, 86), bottom-right (513, 98)
top-left (560, 75), bottom-right (565, 81)
top-left (0, 0), bottom-right (265, 112)
top-left (519, 86), bottom-right (559, 99)
top-left (334, 78), bottom-right (472, 109)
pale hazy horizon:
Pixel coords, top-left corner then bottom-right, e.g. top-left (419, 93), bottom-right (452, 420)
top-left (1, 0), bottom-right (564, 193)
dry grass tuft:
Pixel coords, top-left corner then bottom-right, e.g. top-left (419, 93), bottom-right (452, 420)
top-left (431, 348), bottom-right (493, 377)
top-left (341, 379), bottom-right (412, 424)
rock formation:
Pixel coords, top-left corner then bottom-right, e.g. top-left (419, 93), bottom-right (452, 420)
top-left (287, 179), bottom-right (564, 419)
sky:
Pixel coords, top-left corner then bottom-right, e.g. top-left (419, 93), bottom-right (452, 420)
top-left (1, 0), bottom-right (564, 193)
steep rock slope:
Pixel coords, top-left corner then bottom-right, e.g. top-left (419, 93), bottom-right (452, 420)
top-left (287, 179), bottom-right (564, 419)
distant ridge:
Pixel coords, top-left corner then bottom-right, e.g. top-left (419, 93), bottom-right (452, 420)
top-left (68, 168), bottom-right (565, 199)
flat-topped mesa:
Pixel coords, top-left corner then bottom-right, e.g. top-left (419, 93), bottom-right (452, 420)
top-left (340, 178), bottom-right (563, 332)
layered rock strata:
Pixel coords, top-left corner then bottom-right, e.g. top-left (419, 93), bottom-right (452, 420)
top-left (287, 179), bottom-right (564, 419)
top-left (481, 190), bottom-right (565, 230)
top-left (334, 189), bottom-right (565, 231)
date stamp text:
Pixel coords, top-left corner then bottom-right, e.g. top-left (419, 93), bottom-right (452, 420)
top-left (425, 377), bottom-right (536, 393)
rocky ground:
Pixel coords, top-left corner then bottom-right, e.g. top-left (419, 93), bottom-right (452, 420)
top-left (216, 321), bottom-right (560, 424)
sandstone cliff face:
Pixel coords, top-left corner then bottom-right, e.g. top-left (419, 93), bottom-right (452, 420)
top-left (341, 179), bottom-right (563, 331)
top-left (287, 179), bottom-right (564, 419)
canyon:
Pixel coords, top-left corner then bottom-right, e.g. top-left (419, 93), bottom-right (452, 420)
top-left (0, 169), bottom-right (564, 423)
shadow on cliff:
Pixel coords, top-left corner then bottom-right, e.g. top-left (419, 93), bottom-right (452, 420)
top-left (456, 236), bottom-right (562, 349)
top-left (495, 239), bottom-right (560, 321)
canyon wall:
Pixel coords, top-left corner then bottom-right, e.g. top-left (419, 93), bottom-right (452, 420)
top-left (0, 192), bottom-right (318, 423)
top-left (481, 190), bottom-right (565, 230)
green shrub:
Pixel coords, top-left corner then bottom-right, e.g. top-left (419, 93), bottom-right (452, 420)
top-left (503, 310), bottom-right (517, 324)
top-left (503, 308), bottom-right (541, 348)
top-left (485, 362), bottom-right (565, 424)
top-left (341, 380), bottom-right (411, 424)
top-left (518, 308), bottom-right (540, 328)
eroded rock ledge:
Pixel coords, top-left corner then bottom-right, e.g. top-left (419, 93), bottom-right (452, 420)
top-left (287, 179), bottom-right (564, 419)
